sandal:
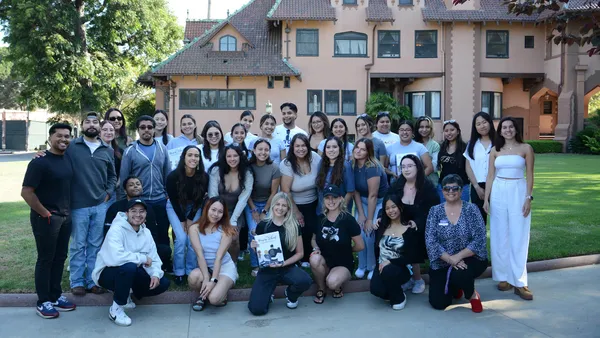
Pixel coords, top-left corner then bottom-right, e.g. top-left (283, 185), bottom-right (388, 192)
top-left (333, 288), bottom-right (344, 299)
top-left (192, 297), bottom-right (205, 312)
top-left (314, 290), bottom-right (326, 304)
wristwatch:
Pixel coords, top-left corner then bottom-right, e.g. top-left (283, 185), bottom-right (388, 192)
top-left (210, 277), bottom-right (218, 284)
top-left (526, 195), bottom-right (534, 201)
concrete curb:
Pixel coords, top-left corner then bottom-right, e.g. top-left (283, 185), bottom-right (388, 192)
top-left (1, 254), bottom-right (598, 307)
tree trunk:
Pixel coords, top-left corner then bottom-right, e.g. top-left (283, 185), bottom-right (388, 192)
top-left (75, 0), bottom-right (87, 54)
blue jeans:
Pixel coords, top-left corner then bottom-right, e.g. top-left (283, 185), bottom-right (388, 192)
top-left (437, 184), bottom-right (470, 203)
top-left (355, 196), bottom-right (383, 272)
top-left (69, 201), bottom-right (110, 288)
top-left (166, 200), bottom-right (202, 276)
top-left (245, 201), bottom-right (267, 269)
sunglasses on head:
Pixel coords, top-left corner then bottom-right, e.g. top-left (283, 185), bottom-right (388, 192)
top-left (109, 116), bottom-right (124, 122)
top-left (377, 112), bottom-right (390, 117)
top-left (358, 113), bottom-right (368, 118)
top-left (442, 185), bottom-right (461, 193)
top-left (443, 119), bottom-right (456, 125)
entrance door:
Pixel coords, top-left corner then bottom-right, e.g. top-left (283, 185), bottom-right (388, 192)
top-left (539, 99), bottom-right (557, 136)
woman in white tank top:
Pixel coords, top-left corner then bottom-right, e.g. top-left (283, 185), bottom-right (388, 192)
top-left (483, 117), bottom-right (535, 301)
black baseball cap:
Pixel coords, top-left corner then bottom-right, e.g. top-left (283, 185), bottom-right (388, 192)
top-left (127, 199), bottom-right (147, 210)
top-left (323, 184), bottom-right (342, 198)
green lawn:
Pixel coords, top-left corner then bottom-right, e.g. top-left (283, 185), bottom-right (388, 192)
top-left (0, 154), bottom-right (599, 293)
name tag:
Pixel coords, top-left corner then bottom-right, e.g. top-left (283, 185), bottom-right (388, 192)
top-left (439, 219), bottom-right (449, 227)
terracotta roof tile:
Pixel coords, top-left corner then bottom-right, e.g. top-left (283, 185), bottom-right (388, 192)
top-left (152, 0), bottom-right (299, 77)
top-left (184, 20), bottom-right (220, 41)
top-left (366, 0), bottom-right (395, 22)
top-left (267, 0), bottom-right (337, 21)
top-left (422, 0), bottom-right (540, 22)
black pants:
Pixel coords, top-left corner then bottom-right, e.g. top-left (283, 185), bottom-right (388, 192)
top-left (297, 201), bottom-right (318, 262)
top-left (248, 265), bottom-right (312, 316)
top-left (239, 222), bottom-right (249, 253)
top-left (31, 212), bottom-right (71, 306)
top-left (98, 263), bottom-right (170, 305)
top-left (429, 257), bottom-right (488, 310)
top-left (103, 225), bottom-right (171, 270)
top-left (370, 263), bottom-right (412, 306)
top-left (470, 182), bottom-right (487, 225)
top-left (147, 199), bottom-right (172, 267)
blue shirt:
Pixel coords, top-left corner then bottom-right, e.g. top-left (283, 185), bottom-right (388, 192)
top-left (166, 134), bottom-right (198, 150)
top-left (138, 141), bottom-right (156, 162)
top-left (354, 162), bottom-right (388, 198)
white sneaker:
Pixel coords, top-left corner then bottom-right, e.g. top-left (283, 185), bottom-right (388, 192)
top-left (123, 294), bottom-right (136, 309)
top-left (284, 289), bottom-right (298, 309)
top-left (392, 294), bottom-right (407, 310)
top-left (367, 270), bottom-right (374, 280)
top-left (301, 262), bottom-right (310, 268)
top-left (355, 268), bottom-right (366, 279)
top-left (109, 304), bottom-right (132, 326)
top-left (412, 279), bottom-right (426, 294)
top-left (401, 279), bottom-right (415, 291)
top-left (238, 253), bottom-right (245, 261)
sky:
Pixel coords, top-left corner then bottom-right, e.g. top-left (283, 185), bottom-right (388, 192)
top-left (0, 0), bottom-right (251, 46)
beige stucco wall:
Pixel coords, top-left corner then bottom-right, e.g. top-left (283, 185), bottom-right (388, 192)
top-left (480, 23), bottom-right (545, 74)
top-left (448, 24), bottom-right (476, 139)
top-left (404, 77), bottom-right (443, 92)
top-left (209, 24), bottom-right (249, 51)
top-left (480, 77), bottom-right (503, 93)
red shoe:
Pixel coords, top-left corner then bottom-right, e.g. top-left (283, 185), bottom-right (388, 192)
top-left (453, 289), bottom-right (463, 299)
top-left (469, 291), bottom-right (483, 313)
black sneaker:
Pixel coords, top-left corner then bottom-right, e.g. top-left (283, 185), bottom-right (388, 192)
top-left (174, 275), bottom-right (185, 286)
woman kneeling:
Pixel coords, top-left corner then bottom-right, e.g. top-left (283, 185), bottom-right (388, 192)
top-left (248, 192), bottom-right (312, 315)
top-left (370, 194), bottom-right (419, 310)
top-left (188, 197), bottom-right (239, 312)
top-left (310, 185), bottom-right (365, 304)
top-left (425, 174), bottom-right (488, 313)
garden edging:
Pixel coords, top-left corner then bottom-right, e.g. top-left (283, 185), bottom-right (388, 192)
top-left (1, 254), bottom-right (598, 307)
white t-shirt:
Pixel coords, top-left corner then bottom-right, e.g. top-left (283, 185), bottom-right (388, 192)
top-left (273, 125), bottom-right (308, 151)
top-left (373, 131), bottom-right (400, 150)
top-left (200, 146), bottom-right (220, 173)
top-left (387, 140), bottom-right (429, 175)
top-left (279, 151), bottom-right (321, 205)
top-left (317, 139), bottom-right (354, 162)
top-left (463, 139), bottom-right (492, 183)
top-left (84, 139), bottom-right (101, 155)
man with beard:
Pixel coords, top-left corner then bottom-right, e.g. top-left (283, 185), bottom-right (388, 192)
top-left (120, 115), bottom-right (172, 271)
top-left (273, 102), bottom-right (307, 151)
top-left (68, 112), bottom-right (117, 296)
top-left (104, 176), bottom-right (171, 265)
top-left (22, 123), bottom-right (77, 318)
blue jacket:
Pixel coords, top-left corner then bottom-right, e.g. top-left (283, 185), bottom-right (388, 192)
top-left (120, 140), bottom-right (170, 202)
top-left (67, 137), bottom-right (117, 209)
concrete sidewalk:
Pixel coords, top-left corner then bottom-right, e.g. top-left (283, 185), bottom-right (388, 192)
top-left (1, 265), bottom-right (598, 338)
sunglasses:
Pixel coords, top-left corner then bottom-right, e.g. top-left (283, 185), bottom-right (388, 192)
top-left (207, 132), bottom-right (220, 138)
top-left (442, 186), bottom-right (461, 193)
top-left (109, 116), bottom-right (124, 122)
top-left (377, 112), bottom-right (390, 117)
top-left (443, 119), bottom-right (456, 125)
top-left (358, 113), bottom-right (368, 118)
top-left (138, 125), bottom-right (154, 130)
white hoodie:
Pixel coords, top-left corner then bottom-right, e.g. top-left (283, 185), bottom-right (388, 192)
top-left (92, 212), bottom-right (164, 285)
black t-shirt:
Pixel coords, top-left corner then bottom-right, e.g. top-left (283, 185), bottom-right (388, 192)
top-left (22, 151), bottom-right (73, 216)
top-left (438, 147), bottom-right (469, 184)
top-left (256, 220), bottom-right (302, 261)
top-left (314, 212), bottom-right (361, 270)
top-left (104, 199), bottom-right (159, 240)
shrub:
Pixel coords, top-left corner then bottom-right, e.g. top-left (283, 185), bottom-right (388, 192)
top-left (568, 111), bottom-right (600, 154)
top-left (526, 140), bottom-right (563, 153)
top-left (364, 92), bottom-right (412, 132)
top-left (582, 130), bottom-right (600, 154)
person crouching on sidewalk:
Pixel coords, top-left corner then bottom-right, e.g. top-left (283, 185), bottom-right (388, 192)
top-left (92, 199), bottom-right (170, 326)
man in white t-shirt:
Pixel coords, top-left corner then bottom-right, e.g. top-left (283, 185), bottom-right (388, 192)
top-left (273, 102), bottom-right (307, 150)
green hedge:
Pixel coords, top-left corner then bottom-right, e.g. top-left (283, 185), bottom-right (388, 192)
top-left (526, 140), bottom-right (563, 153)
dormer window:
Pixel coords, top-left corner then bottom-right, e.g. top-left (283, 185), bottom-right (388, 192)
top-left (219, 35), bottom-right (237, 51)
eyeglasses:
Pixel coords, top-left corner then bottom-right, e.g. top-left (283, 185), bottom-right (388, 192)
top-left (442, 186), bottom-right (461, 193)
top-left (401, 164), bottom-right (416, 170)
top-left (207, 132), bottom-right (220, 138)
top-left (109, 116), bottom-right (124, 122)
top-left (138, 125), bottom-right (154, 130)
top-left (443, 119), bottom-right (456, 125)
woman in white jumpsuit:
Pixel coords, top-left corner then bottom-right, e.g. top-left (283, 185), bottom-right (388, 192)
top-left (484, 117), bottom-right (535, 301)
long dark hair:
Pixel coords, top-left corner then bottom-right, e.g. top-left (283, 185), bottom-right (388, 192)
top-left (197, 196), bottom-right (235, 237)
top-left (175, 146), bottom-right (208, 211)
top-left (154, 110), bottom-right (170, 146)
top-left (396, 154), bottom-right (426, 190)
top-left (284, 134), bottom-right (313, 176)
top-left (380, 194), bottom-right (404, 231)
top-left (210, 145), bottom-right (251, 191)
top-left (230, 123), bottom-right (250, 156)
top-left (316, 136), bottom-right (345, 190)
top-left (249, 138), bottom-right (273, 165)
top-left (104, 108), bottom-right (127, 139)
top-left (440, 121), bottom-right (467, 169)
top-left (355, 114), bottom-right (375, 137)
top-left (99, 120), bottom-right (122, 160)
top-left (180, 114), bottom-right (202, 144)
top-left (467, 112), bottom-right (496, 159)
top-left (201, 120), bottom-right (224, 160)
top-left (308, 111), bottom-right (330, 137)
top-left (330, 118), bottom-right (349, 156)
top-left (495, 116), bottom-right (523, 151)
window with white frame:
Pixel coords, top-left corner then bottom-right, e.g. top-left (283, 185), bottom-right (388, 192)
top-left (404, 91), bottom-right (441, 119)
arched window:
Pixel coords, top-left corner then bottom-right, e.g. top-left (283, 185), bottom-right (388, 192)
top-left (219, 35), bottom-right (237, 51)
top-left (334, 32), bottom-right (367, 57)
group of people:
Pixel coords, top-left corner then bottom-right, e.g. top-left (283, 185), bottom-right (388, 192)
top-left (22, 102), bottom-right (535, 326)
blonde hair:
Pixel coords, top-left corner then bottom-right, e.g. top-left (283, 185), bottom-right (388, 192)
top-left (415, 116), bottom-right (435, 141)
top-left (265, 192), bottom-right (299, 251)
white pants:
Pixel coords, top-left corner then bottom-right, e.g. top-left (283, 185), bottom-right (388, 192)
top-left (490, 177), bottom-right (531, 287)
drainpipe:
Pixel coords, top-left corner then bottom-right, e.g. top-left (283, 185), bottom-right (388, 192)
top-left (365, 24), bottom-right (378, 107)
top-left (440, 23), bottom-right (445, 119)
top-left (170, 80), bottom-right (177, 135)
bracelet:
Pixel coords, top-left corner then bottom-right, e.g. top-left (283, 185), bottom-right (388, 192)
top-left (312, 247), bottom-right (320, 252)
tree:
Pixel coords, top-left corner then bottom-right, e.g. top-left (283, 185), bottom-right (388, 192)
top-left (365, 92), bottom-right (412, 132)
top-left (453, 0), bottom-right (600, 55)
top-left (0, 46), bottom-right (23, 109)
top-left (0, 0), bottom-right (182, 114)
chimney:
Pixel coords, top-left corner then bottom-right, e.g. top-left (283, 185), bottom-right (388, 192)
top-left (207, 0), bottom-right (211, 19)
